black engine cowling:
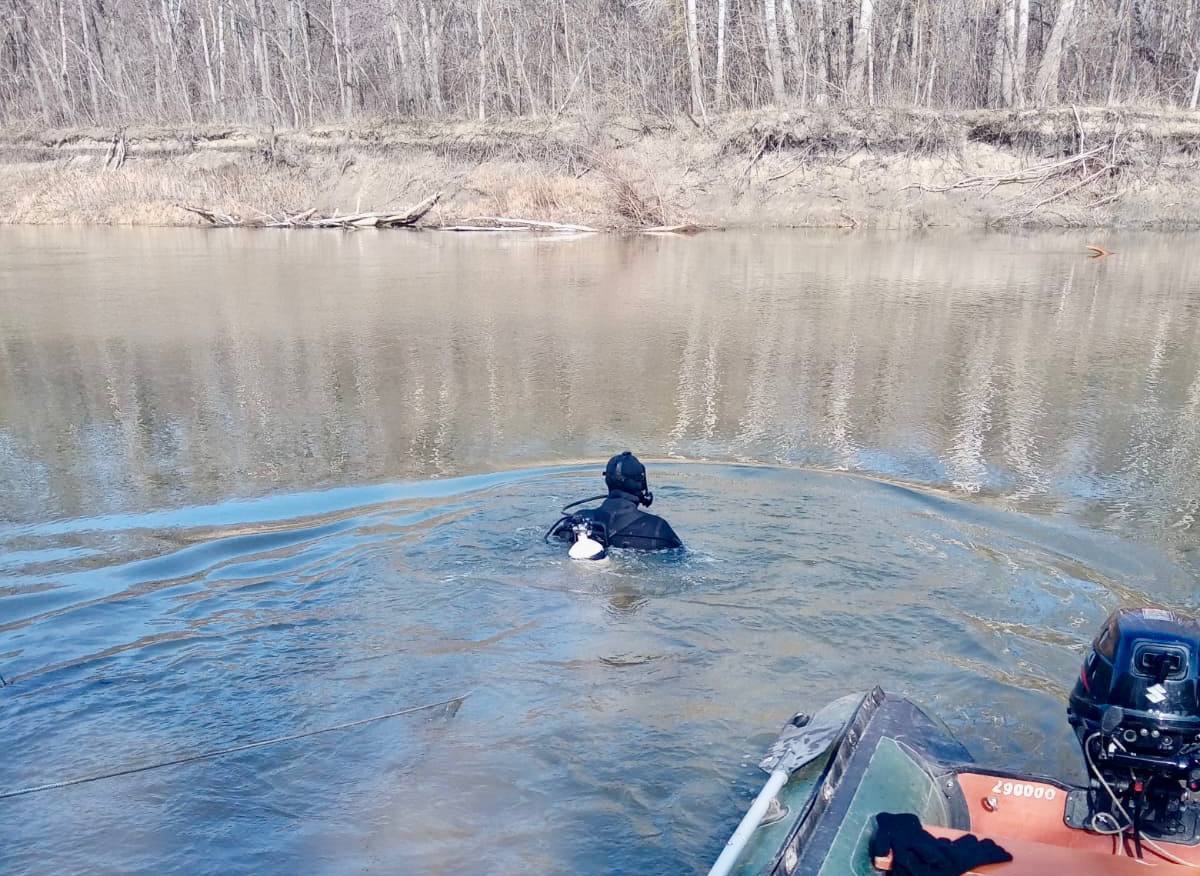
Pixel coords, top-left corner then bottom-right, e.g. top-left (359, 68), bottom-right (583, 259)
top-left (1067, 607), bottom-right (1200, 842)
top-left (1069, 607), bottom-right (1200, 754)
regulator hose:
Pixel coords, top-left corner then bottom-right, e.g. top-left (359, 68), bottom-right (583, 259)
top-left (543, 495), bottom-right (608, 543)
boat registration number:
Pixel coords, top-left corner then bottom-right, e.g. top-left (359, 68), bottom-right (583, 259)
top-left (990, 780), bottom-right (1056, 801)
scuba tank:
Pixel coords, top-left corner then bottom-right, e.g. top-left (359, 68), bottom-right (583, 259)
top-left (567, 520), bottom-right (608, 561)
top-left (544, 495), bottom-right (610, 562)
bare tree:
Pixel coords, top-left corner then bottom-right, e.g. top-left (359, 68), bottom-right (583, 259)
top-left (991, 0), bottom-right (1016, 106)
top-left (1106, 0), bottom-right (1130, 105)
top-left (1033, 0), bottom-right (1077, 105)
top-left (811, 0), bottom-right (829, 102)
top-left (715, 0), bottom-right (728, 109)
top-left (1013, 0), bottom-right (1028, 105)
top-left (763, 0), bottom-right (786, 103)
top-left (685, 0), bottom-right (707, 120)
top-left (418, 1), bottom-right (443, 114)
top-left (848, 0), bottom-right (874, 101)
top-left (331, 0), bottom-right (348, 116)
top-left (780, 0), bottom-right (804, 100)
top-left (476, 0), bottom-right (486, 121)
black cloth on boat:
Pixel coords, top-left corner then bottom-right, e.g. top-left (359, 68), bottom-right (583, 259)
top-left (549, 488), bottom-right (683, 552)
top-left (869, 812), bottom-right (1013, 876)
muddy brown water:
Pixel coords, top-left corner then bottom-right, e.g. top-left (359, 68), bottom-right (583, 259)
top-left (1, 228), bottom-right (1198, 874)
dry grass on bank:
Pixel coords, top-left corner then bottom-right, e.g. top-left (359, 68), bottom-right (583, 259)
top-left (3, 159), bottom-right (314, 225)
top-left (2, 107), bottom-right (1199, 228)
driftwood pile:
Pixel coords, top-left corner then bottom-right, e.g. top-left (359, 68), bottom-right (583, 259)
top-left (179, 194), bottom-right (708, 234)
top-left (179, 192), bottom-right (441, 229)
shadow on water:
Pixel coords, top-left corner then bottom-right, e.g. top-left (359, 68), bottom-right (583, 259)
top-left (0, 462), bottom-right (1193, 874)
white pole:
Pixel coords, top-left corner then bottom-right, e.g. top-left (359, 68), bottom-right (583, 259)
top-left (707, 769), bottom-right (790, 876)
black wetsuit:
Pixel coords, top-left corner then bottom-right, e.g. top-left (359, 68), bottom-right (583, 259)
top-left (553, 489), bottom-right (683, 552)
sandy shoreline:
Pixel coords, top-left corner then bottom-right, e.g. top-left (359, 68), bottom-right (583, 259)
top-left (3, 108), bottom-right (1199, 230)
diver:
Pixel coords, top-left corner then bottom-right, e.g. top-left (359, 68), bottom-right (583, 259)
top-left (547, 452), bottom-right (683, 559)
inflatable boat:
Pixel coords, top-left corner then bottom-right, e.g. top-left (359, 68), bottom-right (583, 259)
top-left (710, 608), bottom-right (1200, 875)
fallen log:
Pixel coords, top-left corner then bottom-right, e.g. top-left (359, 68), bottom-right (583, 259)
top-left (179, 204), bottom-right (240, 226)
top-left (387, 192), bottom-right (441, 226)
top-left (176, 192), bottom-right (441, 230)
top-left (312, 211), bottom-right (372, 227)
top-left (264, 208), bottom-right (318, 228)
top-left (438, 225), bottom-right (517, 232)
top-left (640, 223), bottom-right (704, 235)
top-left (469, 216), bottom-right (598, 233)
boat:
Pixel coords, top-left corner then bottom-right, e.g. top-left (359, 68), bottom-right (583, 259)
top-left (710, 608), bottom-right (1200, 875)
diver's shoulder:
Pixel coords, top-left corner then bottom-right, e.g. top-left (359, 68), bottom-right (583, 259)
top-left (637, 510), bottom-right (681, 539)
top-left (647, 512), bottom-right (683, 546)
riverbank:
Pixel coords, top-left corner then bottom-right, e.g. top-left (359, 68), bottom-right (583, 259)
top-left (2, 108), bottom-right (1199, 229)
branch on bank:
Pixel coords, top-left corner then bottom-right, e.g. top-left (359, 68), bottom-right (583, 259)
top-left (905, 144), bottom-right (1111, 195)
top-left (908, 127), bottom-right (1128, 221)
top-left (178, 192), bottom-right (442, 229)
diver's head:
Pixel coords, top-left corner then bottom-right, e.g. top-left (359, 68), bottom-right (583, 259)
top-left (604, 451), bottom-right (653, 507)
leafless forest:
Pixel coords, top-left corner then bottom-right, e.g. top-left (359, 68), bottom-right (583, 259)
top-left (3, 0), bottom-right (1200, 128)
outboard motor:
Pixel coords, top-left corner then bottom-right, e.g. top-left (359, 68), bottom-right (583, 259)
top-left (1067, 607), bottom-right (1200, 845)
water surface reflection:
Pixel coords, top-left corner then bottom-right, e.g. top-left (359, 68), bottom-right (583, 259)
top-left (2, 229), bottom-right (1198, 560)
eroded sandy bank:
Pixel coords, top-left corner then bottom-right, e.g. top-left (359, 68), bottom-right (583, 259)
top-left (2, 108), bottom-right (1198, 229)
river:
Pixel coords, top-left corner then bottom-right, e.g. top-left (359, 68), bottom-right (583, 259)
top-left (1, 228), bottom-right (1198, 874)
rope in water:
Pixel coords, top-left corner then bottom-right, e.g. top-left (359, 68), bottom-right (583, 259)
top-left (0, 691), bottom-right (470, 801)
